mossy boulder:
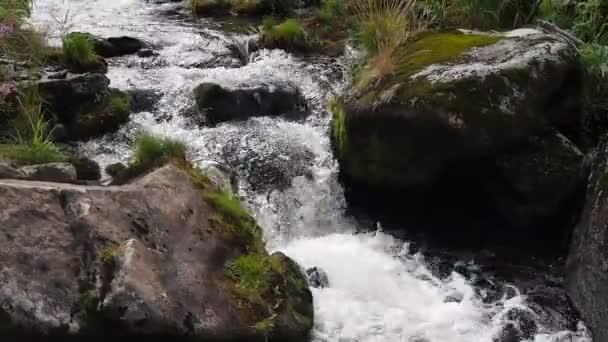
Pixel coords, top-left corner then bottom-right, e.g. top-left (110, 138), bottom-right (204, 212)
top-left (260, 18), bottom-right (310, 53)
top-left (66, 32), bottom-right (147, 58)
top-left (190, 0), bottom-right (232, 16)
top-left (333, 29), bottom-right (583, 229)
top-left (66, 88), bottom-right (131, 140)
top-left (0, 162), bottom-right (313, 340)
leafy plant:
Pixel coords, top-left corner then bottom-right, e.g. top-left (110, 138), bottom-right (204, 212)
top-left (109, 93), bottom-right (130, 117)
top-left (252, 314), bottom-right (277, 341)
top-left (572, 0), bottom-right (608, 44)
top-left (132, 133), bottom-right (187, 167)
top-left (581, 43), bottom-right (608, 143)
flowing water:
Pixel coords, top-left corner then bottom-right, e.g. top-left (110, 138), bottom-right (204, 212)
top-left (31, 1), bottom-right (593, 341)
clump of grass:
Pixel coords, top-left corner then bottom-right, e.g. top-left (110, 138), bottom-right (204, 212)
top-left (317, 0), bottom-right (347, 23)
top-left (252, 314), bottom-right (277, 340)
top-left (132, 133), bottom-right (187, 168)
top-left (0, 86), bottom-right (66, 164)
top-left (572, 0), bottom-right (608, 44)
top-left (109, 92), bottom-right (130, 117)
top-left (62, 33), bottom-right (97, 67)
top-left (228, 254), bottom-right (273, 292)
top-left (205, 188), bottom-right (264, 250)
top-left (581, 43), bottom-right (608, 144)
top-left (261, 18), bottom-right (308, 51)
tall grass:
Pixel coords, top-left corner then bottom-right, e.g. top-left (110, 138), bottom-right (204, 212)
top-left (581, 43), bottom-right (608, 142)
top-left (0, 86), bottom-right (65, 164)
top-left (351, 0), bottom-right (421, 76)
top-left (62, 33), bottom-right (96, 66)
top-left (132, 133), bottom-right (187, 167)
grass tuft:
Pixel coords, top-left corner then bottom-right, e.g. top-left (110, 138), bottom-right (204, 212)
top-left (62, 33), bottom-right (97, 67)
top-left (132, 133), bottom-right (187, 168)
top-left (228, 254), bottom-right (273, 292)
top-left (261, 18), bottom-right (308, 51)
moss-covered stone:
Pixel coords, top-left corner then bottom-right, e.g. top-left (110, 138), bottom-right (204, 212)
top-left (67, 88), bottom-right (131, 140)
top-left (334, 30), bottom-right (580, 193)
top-left (260, 18), bottom-right (310, 53)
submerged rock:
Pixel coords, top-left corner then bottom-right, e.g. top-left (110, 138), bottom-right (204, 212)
top-left (193, 82), bottom-right (306, 125)
top-left (0, 163), bottom-right (313, 340)
top-left (306, 267), bottom-right (329, 288)
top-left (332, 29), bottom-right (583, 229)
top-left (567, 141), bottom-right (608, 342)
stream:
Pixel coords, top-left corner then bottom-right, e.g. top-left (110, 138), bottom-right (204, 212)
top-left (31, 1), bottom-right (593, 341)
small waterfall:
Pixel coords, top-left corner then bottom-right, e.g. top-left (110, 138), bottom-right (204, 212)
top-left (31, 1), bottom-right (593, 341)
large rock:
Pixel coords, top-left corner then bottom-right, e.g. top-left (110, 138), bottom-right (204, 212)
top-left (66, 32), bottom-right (147, 58)
top-left (0, 163), bottom-right (313, 340)
top-left (193, 82), bottom-right (306, 125)
top-left (37, 73), bottom-right (111, 123)
top-left (333, 29), bottom-right (583, 229)
top-left (19, 163), bottom-right (77, 183)
top-left (567, 141), bottom-right (608, 342)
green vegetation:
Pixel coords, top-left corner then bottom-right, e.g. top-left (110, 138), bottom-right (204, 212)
top-left (317, 0), bottom-right (347, 23)
top-left (189, 0), bottom-right (230, 15)
top-left (109, 92), bottom-right (130, 117)
top-left (132, 133), bottom-right (187, 168)
top-left (261, 18), bottom-right (308, 51)
top-left (0, 86), bottom-right (66, 164)
top-left (252, 314), bottom-right (276, 340)
top-left (205, 189), bottom-right (264, 251)
top-left (231, 0), bottom-right (262, 14)
top-left (62, 33), bottom-right (97, 66)
top-left (228, 254), bottom-right (274, 293)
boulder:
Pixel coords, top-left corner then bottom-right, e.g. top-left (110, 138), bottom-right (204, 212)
top-left (67, 156), bottom-right (101, 181)
top-left (66, 32), bottom-right (147, 58)
top-left (334, 30), bottom-right (580, 192)
top-left (0, 163), bottom-right (313, 340)
top-left (305, 267), bottom-right (329, 288)
top-left (567, 141), bottom-right (608, 342)
top-left (199, 160), bottom-right (238, 193)
top-left (332, 29), bottom-right (583, 229)
top-left (193, 82), bottom-right (306, 125)
top-left (487, 131), bottom-right (586, 228)
top-left (37, 73), bottom-right (111, 123)
top-left (105, 162), bottom-right (127, 178)
top-left (126, 88), bottom-right (162, 113)
top-left (19, 162), bottom-right (77, 183)
top-left (0, 159), bottom-right (23, 179)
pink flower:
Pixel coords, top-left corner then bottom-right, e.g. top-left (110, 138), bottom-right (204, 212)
top-left (0, 82), bottom-right (17, 99)
top-left (0, 23), bottom-right (14, 39)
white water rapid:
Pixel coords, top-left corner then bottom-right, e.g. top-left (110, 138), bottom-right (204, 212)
top-left (31, 1), bottom-right (593, 341)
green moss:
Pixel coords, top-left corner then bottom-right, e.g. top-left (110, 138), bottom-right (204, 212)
top-left (205, 188), bottom-right (264, 251)
top-left (329, 98), bottom-right (348, 156)
top-left (355, 32), bottom-right (502, 91)
top-left (132, 133), bottom-right (187, 168)
top-left (71, 89), bottom-right (131, 140)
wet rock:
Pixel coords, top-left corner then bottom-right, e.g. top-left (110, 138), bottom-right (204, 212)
top-left (504, 308), bottom-right (537, 339)
top-left (19, 162), bottom-right (77, 183)
top-left (67, 155), bottom-right (101, 181)
top-left (67, 32), bottom-right (147, 58)
top-left (486, 131), bottom-right (586, 228)
top-left (306, 267), bottom-right (329, 288)
top-left (0, 163), bottom-right (313, 340)
top-left (199, 161), bottom-right (238, 193)
top-left (191, 0), bottom-right (231, 16)
top-left (37, 73), bottom-right (111, 123)
top-left (46, 69), bottom-right (67, 80)
top-left (193, 82), bottom-right (306, 125)
top-left (494, 323), bottom-right (523, 342)
top-left (137, 49), bottom-right (157, 58)
top-left (50, 123), bottom-right (68, 143)
top-left (0, 159), bottom-right (24, 179)
top-left (333, 29), bottom-right (582, 230)
top-left (105, 162), bottom-right (128, 180)
top-left (567, 140), bottom-right (608, 342)
top-left (126, 88), bottom-right (162, 113)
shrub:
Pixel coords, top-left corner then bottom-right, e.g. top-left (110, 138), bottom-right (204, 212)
top-left (132, 133), bottom-right (187, 167)
top-left (572, 0), bottom-right (608, 44)
top-left (62, 33), bottom-right (96, 66)
top-left (317, 0), bottom-right (347, 22)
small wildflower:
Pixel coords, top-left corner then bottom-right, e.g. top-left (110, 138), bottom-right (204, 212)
top-left (0, 81), bottom-right (17, 99)
top-left (0, 23), bottom-right (14, 39)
